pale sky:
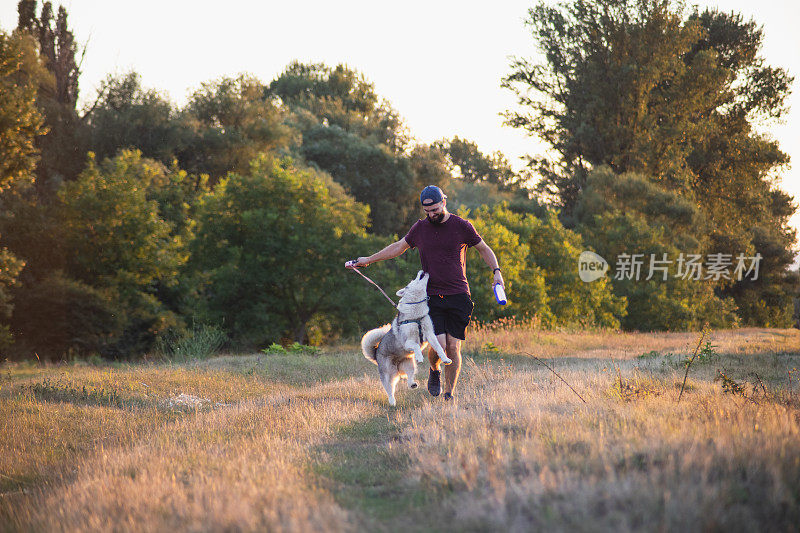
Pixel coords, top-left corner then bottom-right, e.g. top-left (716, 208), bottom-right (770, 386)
top-left (1, 0), bottom-right (798, 256)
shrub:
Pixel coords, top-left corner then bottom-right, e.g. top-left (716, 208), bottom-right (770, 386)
top-left (156, 323), bottom-right (227, 360)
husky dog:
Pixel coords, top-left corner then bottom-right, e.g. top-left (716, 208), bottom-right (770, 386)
top-left (361, 271), bottom-right (451, 406)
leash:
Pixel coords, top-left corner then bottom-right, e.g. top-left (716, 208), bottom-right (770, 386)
top-left (346, 261), bottom-right (398, 308)
top-left (346, 261), bottom-right (430, 310)
top-left (346, 260), bottom-right (431, 345)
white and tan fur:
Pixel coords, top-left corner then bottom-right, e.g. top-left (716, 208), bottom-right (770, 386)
top-left (360, 271), bottom-right (450, 406)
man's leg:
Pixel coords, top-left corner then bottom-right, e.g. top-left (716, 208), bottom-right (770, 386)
top-left (427, 333), bottom-right (447, 397)
top-left (442, 334), bottom-right (462, 395)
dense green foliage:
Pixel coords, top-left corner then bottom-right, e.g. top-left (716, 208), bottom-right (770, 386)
top-left (189, 156), bottom-right (393, 346)
top-left (436, 136), bottom-right (543, 216)
top-left (300, 125), bottom-right (416, 235)
top-left (504, 0), bottom-right (797, 327)
top-left (85, 72), bottom-right (185, 165)
top-left (179, 74), bottom-right (294, 181)
top-left (0, 29), bottom-right (44, 349)
top-left (269, 62), bottom-right (429, 235)
top-left (0, 0), bottom-right (796, 359)
top-left (575, 168), bottom-right (738, 330)
top-left (466, 203), bottom-right (625, 327)
top-left (0, 30), bottom-right (45, 191)
top-left (268, 61), bottom-right (406, 151)
top-left (3, 151), bottom-right (188, 357)
top-left (0, 248), bottom-right (24, 350)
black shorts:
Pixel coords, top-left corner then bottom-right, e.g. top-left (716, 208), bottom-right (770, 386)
top-left (428, 293), bottom-right (474, 341)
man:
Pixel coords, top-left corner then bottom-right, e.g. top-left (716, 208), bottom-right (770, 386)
top-left (346, 185), bottom-right (504, 401)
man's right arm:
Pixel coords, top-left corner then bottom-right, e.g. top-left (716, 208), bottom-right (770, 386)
top-left (346, 238), bottom-right (410, 268)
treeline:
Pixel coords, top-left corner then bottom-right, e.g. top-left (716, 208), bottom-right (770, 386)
top-left (0, 0), bottom-right (796, 359)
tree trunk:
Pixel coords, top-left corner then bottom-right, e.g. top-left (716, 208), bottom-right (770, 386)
top-left (292, 322), bottom-right (308, 345)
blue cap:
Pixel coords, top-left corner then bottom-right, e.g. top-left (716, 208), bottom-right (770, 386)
top-left (420, 185), bottom-right (447, 206)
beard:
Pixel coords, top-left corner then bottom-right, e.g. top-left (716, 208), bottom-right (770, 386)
top-left (428, 212), bottom-right (445, 224)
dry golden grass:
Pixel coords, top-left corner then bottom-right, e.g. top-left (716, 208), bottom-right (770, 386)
top-left (0, 357), bottom-right (384, 531)
top-left (403, 341), bottom-right (800, 530)
top-left (1, 328), bottom-right (799, 531)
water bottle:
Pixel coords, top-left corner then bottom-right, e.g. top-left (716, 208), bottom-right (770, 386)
top-left (493, 283), bottom-right (507, 305)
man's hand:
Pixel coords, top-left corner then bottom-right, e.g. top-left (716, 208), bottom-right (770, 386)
top-left (345, 257), bottom-right (371, 269)
top-left (493, 269), bottom-right (505, 288)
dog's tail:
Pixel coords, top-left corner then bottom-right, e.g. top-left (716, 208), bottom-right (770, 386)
top-left (360, 324), bottom-right (391, 364)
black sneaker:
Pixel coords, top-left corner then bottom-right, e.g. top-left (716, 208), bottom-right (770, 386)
top-left (443, 392), bottom-right (453, 401)
top-left (427, 368), bottom-right (441, 397)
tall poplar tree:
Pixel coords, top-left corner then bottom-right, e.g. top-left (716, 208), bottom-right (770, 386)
top-left (17, 0), bottom-right (87, 192)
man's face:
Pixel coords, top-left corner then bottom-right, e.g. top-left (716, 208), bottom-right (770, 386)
top-left (423, 200), bottom-right (446, 224)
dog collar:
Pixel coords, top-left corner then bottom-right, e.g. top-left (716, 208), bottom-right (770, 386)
top-left (398, 297), bottom-right (429, 306)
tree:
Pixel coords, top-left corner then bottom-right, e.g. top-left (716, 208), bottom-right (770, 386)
top-left (459, 206), bottom-right (543, 324)
top-left (439, 136), bottom-right (519, 189)
top-left (0, 248), bottom-right (24, 351)
top-left (268, 61), bottom-right (407, 152)
top-left (504, 0), bottom-right (796, 326)
top-left (58, 152), bottom-right (183, 287)
top-left (503, 0), bottom-right (707, 212)
top-left (268, 62), bottom-right (421, 236)
top-left (575, 167), bottom-right (738, 330)
top-left (189, 156), bottom-right (376, 346)
top-left (0, 30), bottom-right (46, 192)
top-left (16, 0), bottom-right (88, 191)
top-left (9, 271), bottom-right (122, 357)
top-left (407, 143), bottom-right (452, 194)
top-left (5, 151), bottom-right (187, 357)
top-left (684, 10), bottom-right (798, 324)
top-left (446, 178), bottom-right (547, 219)
top-left (0, 29), bottom-right (46, 351)
top-left (503, 0), bottom-right (792, 215)
top-left (433, 137), bottom-right (541, 216)
top-left (300, 125), bottom-right (417, 236)
top-left (178, 74), bottom-right (294, 182)
top-left (466, 203), bottom-right (625, 328)
top-left (85, 72), bottom-right (187, 165)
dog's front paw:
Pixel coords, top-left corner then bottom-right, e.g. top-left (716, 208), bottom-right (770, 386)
top-left (409, 381), bottom-right (418, 389)
top-left (440, 355), bottom-right (453, 365)
top-left (415, 353), bottom-right (424, 363)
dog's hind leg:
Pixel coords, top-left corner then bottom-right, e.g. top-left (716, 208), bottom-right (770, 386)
top-left (379, 365), bottom-right (398, 406)
top-left (399, 358), bottom-right (418, 389)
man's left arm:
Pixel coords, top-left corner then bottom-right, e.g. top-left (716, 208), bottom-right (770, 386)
top-left (473, 240), bottom-right (504, 287)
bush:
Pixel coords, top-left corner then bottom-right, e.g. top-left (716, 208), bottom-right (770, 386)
top-left (155, 323), bottom-right (227, 360)
top-left (9, 271), bottom-right (122, 359)
top-left (260, 342), bottom-right (321, 355)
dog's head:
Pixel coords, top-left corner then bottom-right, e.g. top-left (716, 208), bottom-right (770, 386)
top-left (396, 270), bottom-right (428, 301)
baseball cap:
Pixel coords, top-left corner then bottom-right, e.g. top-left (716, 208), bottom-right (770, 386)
top-left (420, 185), bottom-right (447, 206)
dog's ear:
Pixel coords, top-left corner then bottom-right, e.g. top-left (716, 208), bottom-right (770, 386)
top-left (396, 288), bottom-right (405, 297)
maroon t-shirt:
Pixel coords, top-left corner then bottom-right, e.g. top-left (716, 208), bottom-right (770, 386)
top-left (403, 214), bottom-right (483, 295)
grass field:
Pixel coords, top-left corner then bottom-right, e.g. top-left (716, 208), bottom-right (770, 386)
top-left (2, 326), bottom-right (799, 532)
